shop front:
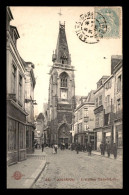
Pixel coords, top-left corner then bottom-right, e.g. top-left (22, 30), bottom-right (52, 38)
top-left (114, 123), bottom-right (123, 155)
top-left (7, 100), bottom-right (28, 165)
top-left (103, 127), bottom-right (112, 145)
top-left (26, 124), bottom-right (35, 154)
top-left (93, 128), bottom-right (103, 151)
top-left (74, 131), bottom-right (96, 150)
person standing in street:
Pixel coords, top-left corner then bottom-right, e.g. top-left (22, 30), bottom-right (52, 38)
top-left (112, 143), bottom-right (117, 159)
top-left (54, 144), bottom-right (58, 154)
top-left (100, 142), bottom-right (104, 155)
top-left (103, 142), bottom-right (106, 155)
top-left (106, 141), bottom-right (111, 158)
top-left (88, 143), bottom-right (92, 156)
top-left (76, 144), bottom-right (79, 154)
top-left (41, 142), bottom-right (44, 152)
top-left (52, 144), bottom-right (56, 154)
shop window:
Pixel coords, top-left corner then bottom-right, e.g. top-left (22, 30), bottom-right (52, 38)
top-left (19, 123), bottom-right (25, 149)
top-left (8, 119), bottom-right (16, 151)
top-left (118, 131), bottom-right (122, 147)
top-left (116, 125), bottom-right (122, 148)
top-left (26, 127), bottom-right (29, 148)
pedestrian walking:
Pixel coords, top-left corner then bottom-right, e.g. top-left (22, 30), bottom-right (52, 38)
top-left (52, 144), bottom-right (56, 154)
top-left (100, 142), bottom-right (105, 155)
top-left (41, 142), bottom-right (44, 152)
top-left (103, 142), bottom-right (106, 155)
top-left (54, 144), bottom-right (58, 154)
top-left (100, 142), bottom-right (104, 155)
top-left (62, 142), bottom-right (65, 150)
top-left (106, 141), bottom-right (111, 158)
top-left (76, 144), bottom-right (79, 154)
top-left (112, 143), bottom-right (117, 159)
top-left (88, 143), bottom-right (92, 156)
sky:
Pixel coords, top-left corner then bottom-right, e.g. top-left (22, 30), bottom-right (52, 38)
top-left (10, 6), bottom-right (122, 116)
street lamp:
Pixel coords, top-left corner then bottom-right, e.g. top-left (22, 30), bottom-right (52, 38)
top-left (25, 99), bottom-right (37, 105)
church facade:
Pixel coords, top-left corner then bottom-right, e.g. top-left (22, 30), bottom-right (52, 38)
top-left (47, 22), bottom-right (76, 146)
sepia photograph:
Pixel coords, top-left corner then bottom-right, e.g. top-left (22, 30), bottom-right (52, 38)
top-left (6, 6), bottom-right (123, 189)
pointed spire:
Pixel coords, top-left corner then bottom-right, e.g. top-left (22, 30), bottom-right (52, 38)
top-left (52, 22), bottom-right (71, 65)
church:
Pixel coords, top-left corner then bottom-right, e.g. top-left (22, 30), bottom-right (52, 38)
top-left (47, 21), bottom-right (76, 146)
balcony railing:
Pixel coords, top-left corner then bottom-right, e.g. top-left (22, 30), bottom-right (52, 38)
top-left (114, 110), bottom-right (122, 120)
top-left (94, 105), bottom-right (103, 114)
top-left (58, 98), bottom-right (71, 103)
top-left (57, 103), bottom-right (72, 110)
top-left (53, 63), bottom-right (74, 69)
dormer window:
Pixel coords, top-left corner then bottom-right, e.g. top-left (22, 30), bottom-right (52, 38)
top-left (10, 26), bottom-right (20, 46)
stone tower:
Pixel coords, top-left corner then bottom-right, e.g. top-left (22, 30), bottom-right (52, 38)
top-left (48, 22), bottom-right (76, 146)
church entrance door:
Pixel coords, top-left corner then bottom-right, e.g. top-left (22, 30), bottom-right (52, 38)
top-left (58, 123), bottom-right (70, 149)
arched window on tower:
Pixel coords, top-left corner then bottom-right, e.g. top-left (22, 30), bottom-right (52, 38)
top-left (60, 72), bottom-right (68, 87)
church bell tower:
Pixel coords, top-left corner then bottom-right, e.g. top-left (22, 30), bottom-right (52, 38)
top-left (48, 21), bottom-right (76, 146)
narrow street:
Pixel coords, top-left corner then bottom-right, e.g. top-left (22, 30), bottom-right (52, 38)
top-left (32, 147), bottom-right (122, 189)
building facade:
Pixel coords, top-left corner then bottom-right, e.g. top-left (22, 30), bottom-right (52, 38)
top-left (6, 7), bottom-right (28, 165)
top-left (34, 113), bottom-right (44, 146)
top-left (113, 56), bottom-right (123, 154)
top-left (94, 56), bottom-right (122, 152)
top-left (47, 22), bottom-right (76, 146)
top-left (73, 91), bottom-right (96, 149)
top-left (102, 75), bottom-right (115, 147)
top-left (94, 76), bottom-right (110, 150)
top-left (24, 61), bottom-right (36, 154)
top-left (7, 7), bottom-right (36, 165)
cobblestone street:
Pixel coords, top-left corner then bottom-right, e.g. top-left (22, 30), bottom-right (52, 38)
top-left (32, 147), bottom-right (122, 189)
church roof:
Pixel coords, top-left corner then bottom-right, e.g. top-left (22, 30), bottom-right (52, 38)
top-left (86, 90), bottom-right (95, 103)
top-left (36, 113), bottom-right (44, 121)
top-left (53, 22), bottom-right (71, 65)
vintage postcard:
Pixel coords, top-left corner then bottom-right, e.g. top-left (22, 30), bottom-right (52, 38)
top-left (6, 6), bottom-right (122, 189)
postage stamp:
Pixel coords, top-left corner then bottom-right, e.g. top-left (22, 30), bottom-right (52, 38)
top-left (94, 7), bottom-right (121, 38)
top-left (75, 7), bottom-right (121, 44)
